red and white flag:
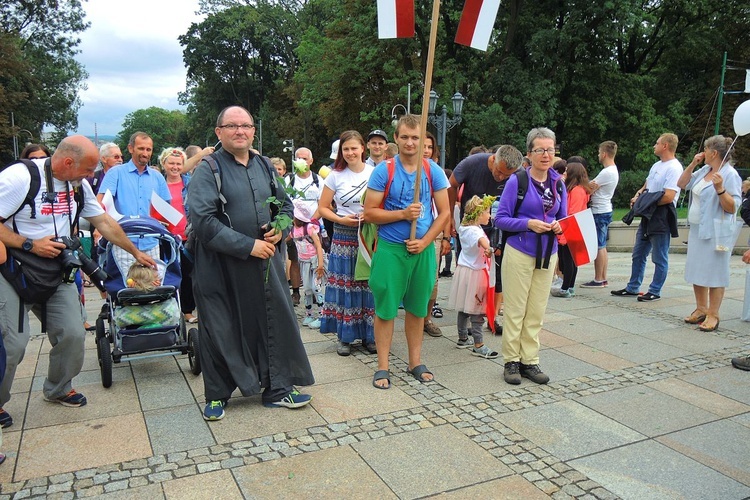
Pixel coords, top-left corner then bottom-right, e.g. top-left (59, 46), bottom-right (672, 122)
top-left (558, 209), bottom-right (597, 267)
top-left (150, 192), bottom-right (183, 232)
top-left (377, 0), bottom-right (415, 39)
top-left (100, 189), bottom-right (123, 222)
top-left (454, 0), bottom-right (501, 51)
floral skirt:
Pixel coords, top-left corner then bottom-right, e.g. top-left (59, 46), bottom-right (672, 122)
top-left (320, 224), bottom-right (375, 343)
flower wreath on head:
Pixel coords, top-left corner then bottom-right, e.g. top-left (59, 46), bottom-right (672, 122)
top-left (461, 195), bottom-right (496, 226)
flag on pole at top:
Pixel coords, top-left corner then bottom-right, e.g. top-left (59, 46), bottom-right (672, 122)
top-left (377, 0), bottom-right (415, 39)
top-left (454, 0), bottom-right (501, 51)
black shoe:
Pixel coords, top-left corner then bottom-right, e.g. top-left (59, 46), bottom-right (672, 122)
top-left (637, 292), bottom-right (660, 302)
top-left (503, 362), bottom-right (521, 385)
top-left (337, 342), bottom-right (351, 356)
top-left (363, 342), bottom-right (377, 354)
top-left (520, 363), bottom-right (549, 384)
top-left (611, 288), bottom-right (639, 297)
top-left (439, 270), bottom-right (453, 277)
top-left (731, 356), bottom-right (750, 371)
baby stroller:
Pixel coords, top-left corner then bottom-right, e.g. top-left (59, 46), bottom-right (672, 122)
top-left (94, 216), bottom-right (200, 387)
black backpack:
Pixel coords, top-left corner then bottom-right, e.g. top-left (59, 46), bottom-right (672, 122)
top-left (286, 171), bottom-right (320, 189)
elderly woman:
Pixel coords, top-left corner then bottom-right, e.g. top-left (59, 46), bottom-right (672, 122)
top-left (494, 128), bottom-right (566, 385)
top-left (159, 147), bottom-right (198, 323)
top-left (677, 135), bottom-right (742, 332)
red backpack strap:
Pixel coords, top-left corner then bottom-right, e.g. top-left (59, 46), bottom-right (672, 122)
top-left (422, 158), bottom-right (433, 197)
top-left (380, 158), bottom-right (396, 208)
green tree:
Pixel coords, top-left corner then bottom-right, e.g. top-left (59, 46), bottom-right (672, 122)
top-left (116, 108), bottom-right (189, 163)
top-left (0, 0), bottom-right (89, 152)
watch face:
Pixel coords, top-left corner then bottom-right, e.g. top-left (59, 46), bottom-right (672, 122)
top-left (23, 239), bottom-right (33, 251)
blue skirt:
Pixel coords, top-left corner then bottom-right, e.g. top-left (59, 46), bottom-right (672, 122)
top-left (320, 224), bottom-right (375, 343)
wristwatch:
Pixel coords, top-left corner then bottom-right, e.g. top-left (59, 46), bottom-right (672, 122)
top-left (22, 238), bottom-right (34, 252)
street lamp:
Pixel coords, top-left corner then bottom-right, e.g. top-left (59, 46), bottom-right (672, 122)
top-left (427, 91), bottom-right (465, 167)
top-left (391, 104), bottom-right (408, 129)
top-left (282, 139), bottom-right (295, 165)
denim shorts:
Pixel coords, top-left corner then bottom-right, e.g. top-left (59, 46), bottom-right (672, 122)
top-left (593, 212), bottom-right (612, 249)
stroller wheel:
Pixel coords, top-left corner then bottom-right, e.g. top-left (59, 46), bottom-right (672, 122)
top-left (97, 335), bottom-right (113, 388)
top-left (95, 316), bottom-right (106, 340)
top-left (188, 327), bottom-right (201, 376)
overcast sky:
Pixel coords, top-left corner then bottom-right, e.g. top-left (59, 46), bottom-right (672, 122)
top-left (73, 0), bottom-right (205, 137)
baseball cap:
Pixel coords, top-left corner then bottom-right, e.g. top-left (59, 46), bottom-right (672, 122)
top-left (329, 139), bottom-right (340, 160)
top-left (293, 200), bottom-right (313, 223)
top-left (367, 129), bottom-right (388, 142)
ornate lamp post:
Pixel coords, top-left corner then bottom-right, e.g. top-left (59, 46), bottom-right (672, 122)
top-left (390, 104), bottom-right (408, 129)
top-left (282, 139), bottom-right (295, 165)
top-left (427, 91), bottom-right (465, 167)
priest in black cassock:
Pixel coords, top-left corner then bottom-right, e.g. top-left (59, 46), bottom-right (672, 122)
top-left (189, 105), bottom-right (314, 421)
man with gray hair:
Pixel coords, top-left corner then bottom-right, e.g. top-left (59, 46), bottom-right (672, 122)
top-left (85, 142), bottom-right (123, 195)
top-left (448, 145), bottom-right (525, 333)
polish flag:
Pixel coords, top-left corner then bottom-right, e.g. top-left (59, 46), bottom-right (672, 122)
top-left (150, 192), bottom-right (183, 232)
top-left (377, 0), bottom-right (415, 39)
top-left (454, 0), bottom-right (501, 51)
top-left (558, 209), bottom-right (597, 267)
top-left (100, 189), bottom-right (123, 222)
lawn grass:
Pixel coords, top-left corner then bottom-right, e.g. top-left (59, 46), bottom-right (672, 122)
top-left (612, 206), bottom-right (688, 221)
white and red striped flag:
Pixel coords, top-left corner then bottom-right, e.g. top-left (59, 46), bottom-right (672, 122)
top-left (150, 191), bottom-right (183, 233)
top-left (100, 189), bottom-right (123, 222)
top-left (454, 0), bottom-right (501, 51)
top-left (377, 0), bottom-right (415, 39)
top-left (558, 209), bottom-right (598, 267)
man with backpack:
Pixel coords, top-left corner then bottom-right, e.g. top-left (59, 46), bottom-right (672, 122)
top-left (363, 115), bottom-right (451, 389)
top-left (0, 135), bottom-right (156, 427)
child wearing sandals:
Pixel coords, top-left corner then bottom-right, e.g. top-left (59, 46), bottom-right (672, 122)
top-left (447, 195), bottom-right (499, 359)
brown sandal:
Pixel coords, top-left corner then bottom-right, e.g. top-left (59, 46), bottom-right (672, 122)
top-left (698, 315), bottom-right (720, 332)
top-left (684, 309), bottom-right (707, 324)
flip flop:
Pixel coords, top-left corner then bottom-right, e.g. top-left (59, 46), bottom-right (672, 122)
top-left (372, 370), bottom-right (391, 389)
top-left (407, 364), bottom-right (434, 384)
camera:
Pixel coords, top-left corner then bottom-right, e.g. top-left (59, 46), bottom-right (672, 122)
top-left (55, 236), bottom-right (108, 291)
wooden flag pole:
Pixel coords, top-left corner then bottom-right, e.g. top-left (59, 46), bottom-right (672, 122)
top-left (410, 0), bottom-right (441, 240)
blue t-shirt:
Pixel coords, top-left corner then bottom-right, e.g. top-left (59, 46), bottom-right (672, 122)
top-left (99, 160), bottom-right (171, 217)
top-left (367, 156), bottom-right (448, 243)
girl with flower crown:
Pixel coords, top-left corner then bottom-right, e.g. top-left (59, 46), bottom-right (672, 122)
top-left (447, 195), bottom-right (499, 359)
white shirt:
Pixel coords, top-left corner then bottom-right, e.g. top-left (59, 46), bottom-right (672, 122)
top-left (323, 165), bottom-right (373, 216)
top-left (457, 225), bottom-right (489, 271)
top-left (590, 165), bottom-right (619, 214)
top-left (0, 159), bottom-right (104, 240)
top-left (646, 158), bottom-right (683, 206)
top-left (287, 173), bottom-right (321, 214)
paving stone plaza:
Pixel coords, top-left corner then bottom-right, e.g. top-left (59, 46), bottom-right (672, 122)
top-left (1, 251), bottom-right (749, 499)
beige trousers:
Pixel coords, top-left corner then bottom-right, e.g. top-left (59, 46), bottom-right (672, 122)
top-left (500, 245), bottom-right (557, 364)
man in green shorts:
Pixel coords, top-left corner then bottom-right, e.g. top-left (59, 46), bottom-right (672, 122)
top-left (363, 114), bottom-right (451, 389)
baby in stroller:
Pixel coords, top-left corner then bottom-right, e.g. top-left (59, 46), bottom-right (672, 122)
top-left (114, 263), bottom-right (181, 330)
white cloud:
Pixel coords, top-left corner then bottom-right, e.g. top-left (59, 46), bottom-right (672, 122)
top-left (73, 0), bottom-right (205, 137)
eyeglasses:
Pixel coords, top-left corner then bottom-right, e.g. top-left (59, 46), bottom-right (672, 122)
top-left (110, 154), bottom-right (123, 159)
top-left (218, 124), bottom-right (255, 131)
top-left (530, 148), bottom-right (556, 155)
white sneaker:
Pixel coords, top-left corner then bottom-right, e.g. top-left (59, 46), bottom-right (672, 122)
top-left (551, 276), bottom-right (563, 288)
top-left (308, 318), bottom-right (321, 329)
top-left (302, 316), bottom-right (314, 326)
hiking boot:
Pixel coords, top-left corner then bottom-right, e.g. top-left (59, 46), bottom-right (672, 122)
top-left (580, 280), bottom-right (607, 288)
top-left (520, 363), bottom-right (550, 384)
top-left (263, 389), bottom-right (312, 409)
top-left (203, 400), bottom-right (226, 421)
top-left (503, 361), bottom-right (522, 385)
top-left (337, 342), bottom-right (351, 356)
top-left (0, 408), bottom-right (12, 429)
top-left (731, 356), bottom-right (750, 371)
top-left (611, 288), bottom-right (639, 297)
top-left (637, 292), bottom-right (660, 302)
top-left (363, 342), bottom-right (377, 354)
top-left (423, 321), bottom-right (443, 337)
top-left (44, 390), bottom-right (87, 407)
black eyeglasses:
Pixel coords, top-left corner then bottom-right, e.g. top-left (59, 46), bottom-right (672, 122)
top-left (218, 124), bottom-right (255, 131)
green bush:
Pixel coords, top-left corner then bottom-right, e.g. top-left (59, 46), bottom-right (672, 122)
top-left (612, 170), bottom-right (648, 209)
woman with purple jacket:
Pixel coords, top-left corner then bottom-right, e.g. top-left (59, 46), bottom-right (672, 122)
top-left (494, 127), bottom-right (567, 386)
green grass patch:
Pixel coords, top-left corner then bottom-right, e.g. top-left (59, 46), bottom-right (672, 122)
top-left (612, 206), bottom-right (687, 221)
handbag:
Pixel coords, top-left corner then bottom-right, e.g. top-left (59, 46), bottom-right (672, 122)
top-left (713, 214), bottom-right (744, 253)
top-left (0, 248), bottom-right (63, 303)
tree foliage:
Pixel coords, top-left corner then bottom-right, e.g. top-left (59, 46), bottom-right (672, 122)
top-left (176, 0), bottom-right (749, 178)
top-left (116, 107), bottom-right (189, 163)
top-left (0, 0), bottom-right (89, 161)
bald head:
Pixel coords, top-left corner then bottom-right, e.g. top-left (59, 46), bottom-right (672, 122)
top-left (52, 135), bottom-right (100, 182)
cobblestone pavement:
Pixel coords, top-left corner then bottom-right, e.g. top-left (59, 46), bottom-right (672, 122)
top-left (1, 252), bottom-right (749, 499)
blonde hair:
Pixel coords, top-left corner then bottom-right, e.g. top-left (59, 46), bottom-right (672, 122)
top-left (126, 263), bottom-right (159, 292)
top-left (158, 147), bottom-right (187, 168)
top-left (461, 195), bottom-right (495, 226)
